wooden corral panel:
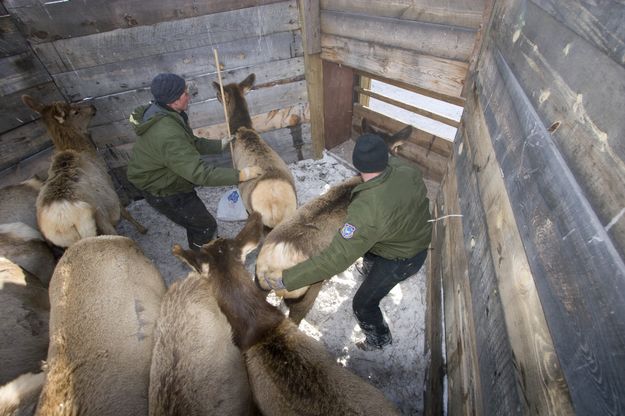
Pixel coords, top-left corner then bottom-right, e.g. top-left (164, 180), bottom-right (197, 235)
top-left (437, 150), bottom-right (484, 415)
top-left (323, 60), bottom-right (354, 149)
top-left (2, 0), bottom-right (311, 199)
top-left (438, 0), bottom-right (625, 413)
top-left (4, 0), bottom-right (285, 43)
top-left (321, 34), bottom-right (469, 99)
top-left (491, 0), bottom-right (625, 266)
top-left (322, 11), bottom-right (475, 62)
top-left (0, 13), bottom-right (29, 57)
top-left (321, 0), bottom-right (486, 30)
top-left (319, 0), bottom-right (481, 103)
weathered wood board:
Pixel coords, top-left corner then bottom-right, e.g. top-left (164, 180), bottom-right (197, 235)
top-left (323, 60), bottom-right (353, 149)
top-left (491, 0), bottom-right (625, 263)
top-left (321, 10), bottom-right (476, 62)
top-left (89, 57), bottom-right (305, 127)
top-left (46, 30), bottom-right (303, 101)
top-left (0, 121), bottom-right (50, 172)
top-left (32, 1), bottom-right (300, 74)
top-left (4, 0), bottom-right (285, 43)
top-left (0, 14), bottom-right (29, 57)
top-left (463, 86), bottom-right (573, 414)
top-left (424, 205), bottom-right (444, 416)
top-left (476, 44), bottom-right (625, 415)
top-left (531, 0), bottom-right (625, 68)
top-left (1, 82), bottom-right (64, 135)
top-left (322, 34), bottom-right (468, 99)
top-left (320, 0), bottom-right (486, 29)
top-left (438, 152), bottom-right (484, 416)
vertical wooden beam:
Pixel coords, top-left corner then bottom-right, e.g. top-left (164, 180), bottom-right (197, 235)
top-left (358, 74), bottom-right (371, 107)
top-left (322, 60), bottom-right (353, 149)
top-left (424, 203), bottom-right (444, 416)
top-left (298, 0), bottom-right (324, 158)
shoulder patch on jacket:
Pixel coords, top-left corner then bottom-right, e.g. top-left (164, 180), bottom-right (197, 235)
top-left (340, 223), bottom-right (357, 239)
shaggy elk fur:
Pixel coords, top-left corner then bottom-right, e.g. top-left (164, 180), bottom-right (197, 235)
top-left (149, 270), bottom-right (256, 415)
top-left (21, 95), bottom-right (146, 248)
top-left (0, 258), bottom-right (49, 387)
top-left (255, 176), bottom-right (362, 323)
top-left (0, 372), bottom-right (44, 416)
top-left (174, 212), bottom-right (399, 416)
top-left (255, 119), bottom-right (413, 323)
top-left (0, 178), bottom-right (55, 286)
top-left (213, 74), bottom-right (297, 228)
top-left (35, 236), bottom-right (166, 416)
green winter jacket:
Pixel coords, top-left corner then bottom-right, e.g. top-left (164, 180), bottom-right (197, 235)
top-left (282, 157), bottom-right (432, 291)
top-left (127, 103), bottom-right (239, 196)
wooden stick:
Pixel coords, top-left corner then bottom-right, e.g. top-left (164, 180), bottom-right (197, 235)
top-left (213, 48), bottom-right (235, 169)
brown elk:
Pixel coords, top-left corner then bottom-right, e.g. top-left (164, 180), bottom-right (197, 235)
top-left (35, 236), bottom-right (166, 416)
top-left (21, 95), bottom-right (146, 248)
top-left (149, 271), bottom-right (255, 415)
top-left (173, 212), bottom-right (399, 416)
top-left (0, 178), bottom-right (55, 286)
top-left (255, 119), bottom-right (413, 323)
top-left (0, 258), bottom-right (49, 388)
top-left (255, 176), bottom-right (362, 323)
top-left (0, 372), bottom-right (44, 416)
top-left (213, 74), bottom-right (297, 228)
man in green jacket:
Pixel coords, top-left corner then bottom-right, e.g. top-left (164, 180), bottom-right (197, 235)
top-left (127, 73), bottom-right (262, 250)
top-left (264, 133), bottom-right (432, 351)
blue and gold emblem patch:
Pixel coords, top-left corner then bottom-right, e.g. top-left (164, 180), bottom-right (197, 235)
top-left (340, 223), bottom-right (357, 239)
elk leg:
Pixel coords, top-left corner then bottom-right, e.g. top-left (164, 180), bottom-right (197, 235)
top-left (95, 211), bottom-right (118, 236)
top-left (284, 281), bottom-right (323, 324)
top-left (121, 206), bottom-right (147, 234)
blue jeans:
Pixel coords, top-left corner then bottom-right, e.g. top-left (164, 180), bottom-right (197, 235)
top-left (352, 249), bottom-right (428, 346)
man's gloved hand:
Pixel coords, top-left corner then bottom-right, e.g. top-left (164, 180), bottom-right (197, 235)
top-left (239, 166), bottom-right (263, 182)
top-left (221, 135), bottom-right (235, 151)
top-left (263, 275), bottom-right (286, 291)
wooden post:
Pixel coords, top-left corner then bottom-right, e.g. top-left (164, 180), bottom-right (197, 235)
top-left (213, 48), bottom-right (235, 169)
top-left (322, 60), bottom-right (353, 148)
top-left (298, 0), bottom-right (324, 159)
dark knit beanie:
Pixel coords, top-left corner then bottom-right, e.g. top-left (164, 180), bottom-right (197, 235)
top-left (151, 73), bottom-right (186, 104)
top-left (352, 133), bottom-right (389, 173)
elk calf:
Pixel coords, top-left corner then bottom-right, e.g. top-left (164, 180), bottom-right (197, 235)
top-left (213, 74), bottom-right (297, 228)
top-left (149, 270), bottom-right (255, 415)
top-left (174, 212), bottom-right (399, 416)
top-left (0, 259), bottom-right (49, 387)
top-left (0, 178), bottom-right (55, 286)
top-left (255, 176), bottom-right (362, 323)
top-left (21, 96), bottom-right (146, 248)
top-left (35, 236), bottom-right (166, 416)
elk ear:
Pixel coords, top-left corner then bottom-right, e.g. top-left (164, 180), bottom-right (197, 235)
top-left (52, 105), bottom-right (66, 124)
top-left (387, 125), bottom-right (412, 153)
top-left (239, 73), bottom-right (255, 94)
top-left (392, 125), bottom-right (412, 142)
top-left (235, 211), bottom-right (263, 259)
top-left (361, 118), bottom-right (376, 134)
top-left (212, 81), bottom-right (223, 103)
top-left (172, 244), bottom-right (206, 274)
top-left (22, 95), bottom-right (44, 113)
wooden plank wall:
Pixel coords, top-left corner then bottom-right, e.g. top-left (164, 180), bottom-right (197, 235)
top-left (0, 0), bottom-right (312, 196)
top-left (438, 0), bottom-right (625, 414)
top-left (319, 0), bottom-right (484, 104)
top-left (319, 0), bottom-right (482, 189)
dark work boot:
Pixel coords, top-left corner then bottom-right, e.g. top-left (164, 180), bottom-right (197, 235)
top-left (355, 331), bottom-right (392, 351)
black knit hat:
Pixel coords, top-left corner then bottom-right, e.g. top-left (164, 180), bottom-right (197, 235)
top-left (151, 73), bottom-right (186, 104)
top-left (352, 133), bottom-right (389, 173)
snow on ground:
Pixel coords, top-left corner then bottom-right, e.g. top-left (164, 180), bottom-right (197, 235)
top-left (117, 151), bottom-right (428, 415)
